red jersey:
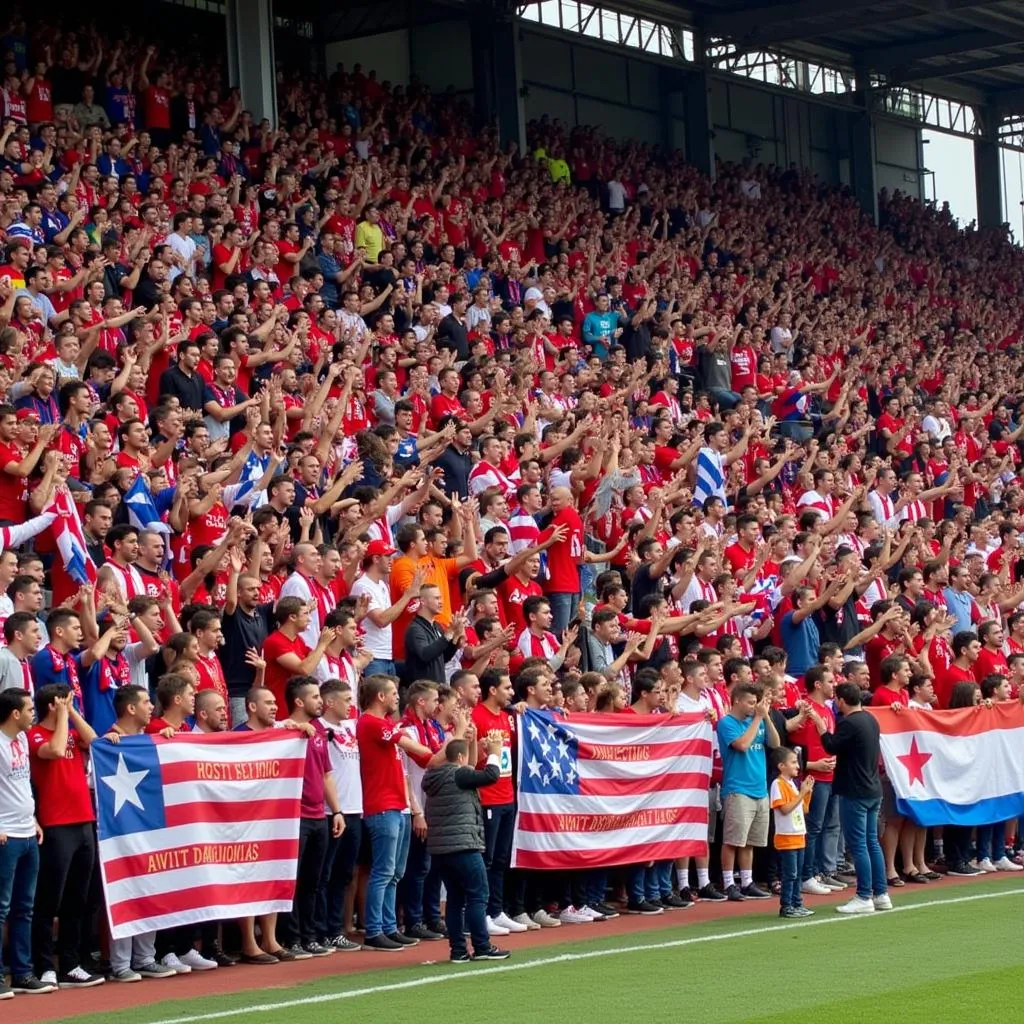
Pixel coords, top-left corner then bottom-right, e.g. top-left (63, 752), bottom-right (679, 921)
top-left (500, 575), bottom-right (542, 635)
top-left (27, 725), bottom-right (95, 827)
top-left (471, 703), bottom-right (515, 805)
top-left (541, 507), bottom-right (585, 594)
top-left (262, 630), bottom-right (310, 719)
top-left (0, 443), bottom-right (28, 521)
top-left (195, 650), bottom-right (228, 702)
top-left (356, 711), bottom-right (408, 815)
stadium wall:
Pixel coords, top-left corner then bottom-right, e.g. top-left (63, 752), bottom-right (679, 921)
top-left (322, 20), bottom-right (923, 199)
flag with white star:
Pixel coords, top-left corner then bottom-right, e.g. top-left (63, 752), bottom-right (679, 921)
top-left (512, 708), bottom-right (714, 870)
top-left (92, 731), bottom-right (307, 939)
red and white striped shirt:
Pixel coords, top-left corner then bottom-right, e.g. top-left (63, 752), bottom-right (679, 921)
top-left (517, 628), bottom-right (558, 660)
top-left (469, 461), bottom-right (516, 501)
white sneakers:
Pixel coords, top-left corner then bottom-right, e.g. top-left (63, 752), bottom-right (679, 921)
top-left (512, 912), bottom-right (541, 931)
top-left (531, 909), bottom-right (562, 928)
top-left (835, 895), bottom-right (875, 915)
top-left (801, 878), bottom-right (832, 895)
top-left (557, 905), bottom-right (592, 925)
top-left (179, 949), bottom-right (219, 970)
top-left (485, 916), bottom-right (510, 936)
top-left (993, 856), bottom-right (1024, 872)
top-left (160, 953), bottom-right (192, 974)
top-left (976, 858), bottom-right (999, 873)
top-left (492, 912), bottom-right (527, 933)
top-left (40, 971), bottom-right (57, 987)
top-left (872, 893), bottom-right (893, 911)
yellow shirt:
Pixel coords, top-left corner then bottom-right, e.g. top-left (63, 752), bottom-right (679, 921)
top-left (548, 158), bottom-right (570, 184)
top-left (354, 220), bottom-right (384, 264)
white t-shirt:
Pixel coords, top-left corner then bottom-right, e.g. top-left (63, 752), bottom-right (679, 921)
top-left (350, 575), bottom-right (393, 659)
top-left (166, 232), bottom-right (197, 281)
top-left (323, 717), bottom-right (362, 815)
top-left (607, 180), bottom-right (626, 211)
top-left (0, 730), bottom-right (35, 837)
top-left (279, 572), bottom-right (318, 649)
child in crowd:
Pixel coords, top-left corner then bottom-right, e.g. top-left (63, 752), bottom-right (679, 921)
top-left (770, 747), bottom-right (815, 919)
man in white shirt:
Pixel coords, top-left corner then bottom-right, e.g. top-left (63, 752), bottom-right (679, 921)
top-left (166, 212), bottom-right (198, 282)
top-left (349, 541), bottom-right (426, 677)
top-left (0, 688), bottom-right (52, 995)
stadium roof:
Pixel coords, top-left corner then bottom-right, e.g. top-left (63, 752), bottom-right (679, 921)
top-left (595, 0), bottom-right (1024, 111)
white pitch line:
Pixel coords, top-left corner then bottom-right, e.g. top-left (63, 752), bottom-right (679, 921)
top-left (147, 886), bottom-right (1024, 1024)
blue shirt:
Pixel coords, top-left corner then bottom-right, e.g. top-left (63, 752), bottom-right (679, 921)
top-left (780, 610), bottom-right (820, 675)
top-left (717, 714), bottom-right (768, 798)
top-left (30, 647), bottom-right (85, 715)
top-left (943, 587), bottom-right (975, 637)
top-left (582, 310), bottom-right (621, 357)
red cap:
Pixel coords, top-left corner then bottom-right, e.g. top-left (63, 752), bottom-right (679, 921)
top-left (365, 539), bottom-right (395, 558)
top-left (15, 408), bottom-right (39, 422)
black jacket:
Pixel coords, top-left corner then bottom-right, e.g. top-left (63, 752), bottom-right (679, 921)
top-left (422, 759), bottom-right (500, 855)
top-left (402, 615), bottom-right (459, 686)
top-left (436, 444), bottom-right (472, 500)
top-left (437, 313), bottom-right (469, 361)
top-left (820, 708), bottom-right (882, 799)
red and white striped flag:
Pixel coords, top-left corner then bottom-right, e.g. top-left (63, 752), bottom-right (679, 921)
top-left (512, 709), bottom-right (713, 870)
top-left (92, 731), bottom-right (306, 938)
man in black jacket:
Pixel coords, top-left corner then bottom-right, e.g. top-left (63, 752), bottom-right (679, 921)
top-left (812, 682), bottom-right (891, 915)
top-left (422, 734), bottom-right (508, 962)
top-left (437, 292), bottom-right (470, 361)
top-left (401, 584), bottom-right (464, 686)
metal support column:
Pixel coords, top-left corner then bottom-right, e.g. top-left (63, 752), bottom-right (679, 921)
top-left (975, 107), bottom-right (1004, 229)
top-left (225, 0), bottom-right (277, 126)
top-left (470, 13), bottom-right (526, 151)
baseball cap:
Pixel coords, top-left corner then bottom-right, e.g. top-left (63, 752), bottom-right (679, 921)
top-left (15, 408), bottom-right (39, 422)
top-left (365, 539), bottom-right (396, 558)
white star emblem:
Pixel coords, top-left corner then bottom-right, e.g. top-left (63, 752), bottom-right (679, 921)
top-left (542, 772), bottom-right (550, 786)
top-left (550, 760), bottom-right (563, 779)
top-left (527, 755), bottom-right (542, 778)
top-left (566, 767), bottom-right (577, 785)
top-left (546, 724), bottom-right (557, 737)
top-left (556, 739), bottom-right (569, 761)
top-left (527, 720), bottom-right (541, 742)
top-left (101, 752), bottom-right (149, 816)
top-left (540, 739), bottom-right (551, 758)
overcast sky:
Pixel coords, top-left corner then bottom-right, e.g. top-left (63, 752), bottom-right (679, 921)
top-left (923, 128), bottom-right (1024, 242)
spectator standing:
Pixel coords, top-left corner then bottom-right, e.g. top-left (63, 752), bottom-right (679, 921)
top-left (810, 682), bottom-right (892, 914)
top-left (0, 688), bottom-right (53, 996)
top-left (422, 733), bottom-right (510, 962)
top-left (716, 684), bottom-right (779, 900)
top-left (770, 747), bottom-right (814, 919)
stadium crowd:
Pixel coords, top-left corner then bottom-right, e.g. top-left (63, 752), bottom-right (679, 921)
top-left (3, 7), bottom-right (1024, 999)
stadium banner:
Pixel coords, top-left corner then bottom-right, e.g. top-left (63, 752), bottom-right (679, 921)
top-left (92, 731), bottom-right (306, 939)
top-left (511, 709), bottom-right (713, 870)
top-left (870, 704), bottom-right (1024, 827)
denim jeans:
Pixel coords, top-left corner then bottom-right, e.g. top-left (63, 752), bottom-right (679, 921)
top-left (0, 835), bottom-right (39, 977)
top-left (708, 387), bottom-right (741, 411)
top-left (584, 869), bottom-right (607, 907)
top-left (314, 813), bottom-right (362, 940)
top-left (802, 780), bottom-right (835, 879)
top-left (364, 658), bottom-right (397, 678)
top-left (839, 796), bottom-right (887, 899)
top-left (436, 849), bottom-right (490, 957)
top-left (482, 803), bottom-right (516, 918)
top-left (364, 810), bottom-right (411, 938)
top-left (547, 592), bottom-right (579, 637)
top-left (228, 697), bottom-right (248, 729)
top-left (625, 863), bottom-right (670, 903)
top-left (399, 829), bottom-right (441, 927)
top-left (778, 847), bottom-right (805, 909)
top-left (976, 822), bottom-right (1007, 863)
top-left (823, 794), bottom-right (843, 873)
